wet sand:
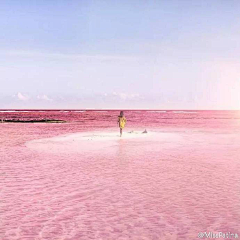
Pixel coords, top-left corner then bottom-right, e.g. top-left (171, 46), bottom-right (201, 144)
top-left (6, 130), bottom-right (236, 239)
top-left (1, 110), bottom-right (240, 239)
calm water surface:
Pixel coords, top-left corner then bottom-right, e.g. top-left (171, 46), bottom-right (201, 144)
top-left (0, 110), bottom-right (240, 239)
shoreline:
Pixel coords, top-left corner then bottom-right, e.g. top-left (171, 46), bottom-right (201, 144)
top-left (0, 119), bottom-right (66, 123)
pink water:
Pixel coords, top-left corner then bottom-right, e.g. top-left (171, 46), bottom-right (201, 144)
top-left (1, 110), bottom-right (240, 239)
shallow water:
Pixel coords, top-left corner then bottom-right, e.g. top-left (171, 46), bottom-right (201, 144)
top-left (0, 110), bottom-right (240, 239)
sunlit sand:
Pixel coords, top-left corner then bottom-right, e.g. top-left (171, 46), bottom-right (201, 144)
top-left (26, 130), bottom-right (180, 154)
top-left (1, 110), bottom-right (240, 239)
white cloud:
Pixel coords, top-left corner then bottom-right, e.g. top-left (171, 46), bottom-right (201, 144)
top-left (37, 95), bottom-right (53, 101)
top-left (119, 93), bottom-right (127, 100)
top-left (17, 92), bottom-right (29, 101)
top-left (110, 92), bottom-right (140, 100)
top-left (129, 93), bottom-right (140, 99)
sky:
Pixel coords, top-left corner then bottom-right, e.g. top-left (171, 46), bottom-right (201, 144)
top-left (1, 0), bottom-right (240, 109)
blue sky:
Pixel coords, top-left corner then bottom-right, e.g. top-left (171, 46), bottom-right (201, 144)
top-left (1, 0), bottom-right (240, 109)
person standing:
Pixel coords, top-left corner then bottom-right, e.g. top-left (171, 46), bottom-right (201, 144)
top-left (118, 111), bottom-right (127, 137)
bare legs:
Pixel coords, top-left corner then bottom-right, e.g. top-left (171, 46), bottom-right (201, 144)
top-left (120, 128), bottom-right (122, 137)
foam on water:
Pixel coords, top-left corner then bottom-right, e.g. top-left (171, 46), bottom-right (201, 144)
top-left (146, 110), bottom-right (167, 113)
top-left (172, 111), bottom-right (198, 114)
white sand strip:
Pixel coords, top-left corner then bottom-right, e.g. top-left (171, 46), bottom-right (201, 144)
top-left (26, 130), bottom-right (181, 154)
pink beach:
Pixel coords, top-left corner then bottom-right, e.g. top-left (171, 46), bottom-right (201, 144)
top-left (2, 1), bottom-right (240, 239)
top-left (0, 110), bottom-right (240, 239)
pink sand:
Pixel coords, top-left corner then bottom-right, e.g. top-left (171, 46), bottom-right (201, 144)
top-left (0, 110), bottom-right (240, 239)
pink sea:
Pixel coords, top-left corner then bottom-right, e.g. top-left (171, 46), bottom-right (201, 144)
top-left (0, 110), bottom-right (240, 240)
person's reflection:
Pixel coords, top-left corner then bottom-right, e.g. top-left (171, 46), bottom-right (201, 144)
top-left (114, 139), bottom-right (130, 184)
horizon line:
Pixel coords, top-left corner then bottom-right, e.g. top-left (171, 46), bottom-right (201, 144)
top-left (0, 109), bottom-right (239, 111)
